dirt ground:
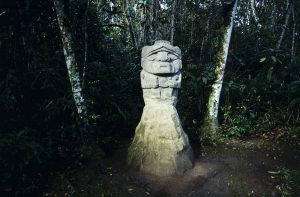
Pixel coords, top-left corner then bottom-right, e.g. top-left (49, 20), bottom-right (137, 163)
top-left (45, 138), bottom-right (300, 197)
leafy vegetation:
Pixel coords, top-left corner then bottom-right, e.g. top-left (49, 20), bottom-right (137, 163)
top-left (0, 0), bottom-right (299, 196)
top-left (276, 167), bottom-right (300, 197)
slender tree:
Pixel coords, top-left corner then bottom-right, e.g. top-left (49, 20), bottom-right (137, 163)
top-left (150, 0), bottom-right (158, 43)
top-left (203, 0), bottom-right (237, 134)
top-left (170, 0), bottom-right (177, 45)
top-left (53, 0), bottom-right (87, 118)
top-left (82, 0), bottom-right (89, 90)
top-left (276, 0), bottom-right (292, 50)
top-left (122, 0), bottom-right (138, 50)
top-left (138, 1), bottom-right (147, 46)
top-left (200, 15), bottom-right (211, 64)
top-left (250, 0), bottom-right (261, 28)
top-left (291, 3), bottom-right (296, 61)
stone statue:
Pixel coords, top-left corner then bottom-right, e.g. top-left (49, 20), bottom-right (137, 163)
top-left (127, 40), bottom-right (194, 176)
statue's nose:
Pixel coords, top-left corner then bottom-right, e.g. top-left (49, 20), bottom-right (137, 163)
top-left (156, 51), bottom-right (168, 61)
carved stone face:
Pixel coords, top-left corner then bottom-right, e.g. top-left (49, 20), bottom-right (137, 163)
top-left (141, 41), bottom-right (182, 74)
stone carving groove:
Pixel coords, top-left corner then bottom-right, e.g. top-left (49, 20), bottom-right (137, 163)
top-left (127, 40), bottom-right (194, 176)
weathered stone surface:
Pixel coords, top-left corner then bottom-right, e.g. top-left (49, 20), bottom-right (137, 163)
top-left (128, 105), bottom-right (193, 175)
top-left (128, 40), bottom-right (194, 176)
top-left (142, 88), bottom-right (178, 106)
top-left (141, 40), bottom-right (182, 74)
top-left (140, 70), bottom-right (181, 89)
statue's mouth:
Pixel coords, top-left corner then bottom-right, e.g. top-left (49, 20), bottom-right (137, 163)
top-left (159, 64), bottom-right (170, 67)
top-left (158, 62), bottom-right (170, 67)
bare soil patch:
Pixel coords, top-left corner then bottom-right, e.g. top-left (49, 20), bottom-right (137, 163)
top-left (45, 138), bottom-right (300, 197)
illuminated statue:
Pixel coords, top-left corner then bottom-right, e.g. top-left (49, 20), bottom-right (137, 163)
top-left (128, 40), bottom-right (194, 175)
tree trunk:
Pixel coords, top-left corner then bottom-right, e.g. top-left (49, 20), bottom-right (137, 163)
top-left (291, 21), bottom-right (296, 61)
top-left (139, 2), bottom-right (146, 46)
top-left (291, 3), bottom-right (296, 61)
top-left (82, 0), bottom-right (89, 91)
top-left (122, 0), bottom-right (138, 50)
top-left (150, 0), bottom-right (158, 43)
top-left (200, 15), bottom-right (211, 64)
top-left (276, 0), bottom-right (292, 51)
top-left (17, 0), bottom-right (33, 70)
top-left (203, 0), bottom-right (237, 134)
top-left (170, 0), bottom-right (176, 45)
top-left (250, 0), bottom-right (261, 28)
top-left (54, 0), bottom-right (87, 118)
top-left (190, 21), bottom-right (194, 46)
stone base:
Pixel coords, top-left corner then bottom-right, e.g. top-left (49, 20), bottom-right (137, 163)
top-left (128, 104), bottom-right (194, 176)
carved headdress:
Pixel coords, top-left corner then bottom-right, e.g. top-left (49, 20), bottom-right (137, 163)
top-left (141, 40), bottom-right (181, 59)
top-left (141, 40), bottom-right (182, 74)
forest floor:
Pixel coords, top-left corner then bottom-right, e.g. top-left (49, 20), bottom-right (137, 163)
top-left (45, 136), bottom-right (300, 197)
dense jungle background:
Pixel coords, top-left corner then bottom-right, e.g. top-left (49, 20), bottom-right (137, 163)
top-left (0, 0), bottom-right (300, 196)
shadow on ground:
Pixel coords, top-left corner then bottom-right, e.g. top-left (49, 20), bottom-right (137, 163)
top-left (45, 138), bottom-right (300, 197)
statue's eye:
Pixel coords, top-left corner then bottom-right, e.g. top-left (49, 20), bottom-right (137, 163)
top-left (146, 51), bottom-right (178, 61)
top-left (167, 53), bottom-right (177, 61)
top-left (146, 53), bottom-right (157, 61)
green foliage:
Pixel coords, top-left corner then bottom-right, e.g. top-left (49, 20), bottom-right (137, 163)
top-left (276, 167), bottom-right (300, 197)
top-left (1, 0), bottom-right (300, 195)
top-left (177, 63), bottom-right (215, 141)
top-left (0, 128), bottom-right (46, 194)
top-left (200, 131), bottom-right (224, 147)
top-left (222, 105), bottom-right (253, 137)
top-left (220, 46), bottom-right (300, 137)
top-left (288, 80), bottom-right (300, 108)
top-left (221, 82), bottom-right (291, 138)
